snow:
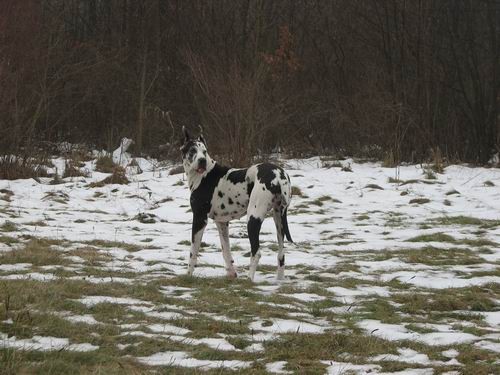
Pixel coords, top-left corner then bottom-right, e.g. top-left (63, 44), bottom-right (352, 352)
top-left (2, 155), bottom-right (500, 370)
top-left (136, 351), bottom-right (251, 369)
top-left (249, 318), bottom-right (329, 334)
top-left (0, 333), bottom-right (98, 352)
top-left (75, 296), bottom-right (152, 307)
top-left (358, 320), bottom-right (479, 346)
top-left (266, 361), bottom-right (292, 374)
top-left (321, 361), bottom-right (381, 375)
top-left (0, 263), bottom-right (32, 272)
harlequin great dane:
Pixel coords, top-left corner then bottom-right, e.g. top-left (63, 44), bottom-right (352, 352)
top-left (180, 127), bottom-right (293, 281)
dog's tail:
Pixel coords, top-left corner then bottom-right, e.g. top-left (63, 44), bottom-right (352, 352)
top-left (281, 208), bottom-right (293, 243)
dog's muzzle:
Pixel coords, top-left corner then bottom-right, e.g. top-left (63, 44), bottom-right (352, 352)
top-left (196, 158), bottom-right (207, 174)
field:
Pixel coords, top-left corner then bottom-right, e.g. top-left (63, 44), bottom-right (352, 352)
top-left (0, 156), bottom-right (499, 374)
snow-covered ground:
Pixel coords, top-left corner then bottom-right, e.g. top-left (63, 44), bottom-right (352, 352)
top-left (0, 156), bottom-right (499, 373)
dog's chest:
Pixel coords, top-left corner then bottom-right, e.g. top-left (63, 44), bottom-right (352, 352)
top-left (208, 177), bottom-right (249, 221)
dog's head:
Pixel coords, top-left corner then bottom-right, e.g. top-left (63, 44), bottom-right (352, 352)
top-left (180, 126), bottom-right (213, 175)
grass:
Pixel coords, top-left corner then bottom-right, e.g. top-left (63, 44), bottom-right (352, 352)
top-left (291, 185), bottom-right (307, 198)
top-left (407, 232), bottom-right (456, 243)
top-left (409, 197), bottom-right (430, 204)
top-left (407, 232), bottom-right (498, 249)
top-left (0, 155), bottom-right (49, 180)
top-left (431, 215), bottom-right (500, 228)
top-left (310, 195), bottom-right (335, 206)
top-left (0, 235), bottom-right (20, 246)
top-left (63, 160), bottom-right (89, 178)
top-left (393, 286), bottom-right (498, 313)
top-left (0, 221), bottom-right (18, 232)
top-left (89, 166), bottom-right (129, 187)
top-left (385, 246), bottom-right (484, 266)
top-left (364, 183), bottom-right (384, 190)
top-left (0, 238), bottom-right (69, 266)
top-left (83, 239), bottom-right (145, 252)
top-left (94, 155), bottom-right (116, 173)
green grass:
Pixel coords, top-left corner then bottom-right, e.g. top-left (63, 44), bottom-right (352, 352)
top-left (0, 221), bottom-right (18, 232)
top-left (407, 232), bottom-right (456, 243)
top-left (0, 238), bottom-right (69, 266)
top-left (0, 235), bottom-right (20, 246)
top-left (431, 215), bottom-right (500, 228)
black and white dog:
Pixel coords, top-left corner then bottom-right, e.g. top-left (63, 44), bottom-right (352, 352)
top-left (180, 127), bottom-right (293, 281)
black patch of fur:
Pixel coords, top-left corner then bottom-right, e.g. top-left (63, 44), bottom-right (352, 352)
top-left (247, 182), bottom-right (254, 196)
top-left (190, 163), bottom-right (230, 230)
top-left (248, 215), bottom-right (262, 256)
top-left (218, 191), bottom-right (224, 198)
top-left (228, 198), bottom-right (234, 205)
top-left (227, 169), bottom-right (248, 184)
top-left (279, 254), bottom-right (285, 267)
top-left (257, 163), bottom-right (283, 195)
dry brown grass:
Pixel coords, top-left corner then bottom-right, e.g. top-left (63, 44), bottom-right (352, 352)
top-left (63, 160), bottom-right (89, 178)
top-left (95, 155), bottom-right (116, 173)
top-left (0, 156), bottom-right (49, 180)
top-left (89, 167), bottom-right (129, 187)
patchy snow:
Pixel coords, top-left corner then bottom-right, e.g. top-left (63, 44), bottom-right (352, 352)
top-left (250, 318), bottom-right (329, 334)
top-left (474, 340), bottom-right (500, 353)
top-left (358, 320), bottom-right (479, 346)
top-left (321, 361), bottom-right (381, 375)
top-left (0, 263), bottom-right (32, 272)
top-left (266, 361), bottom-right (292, 374)
top-left (75, 296), bottom-right (152, 307)
top-left (371, 348), bottom-right (461, 367)
top-left (0, 333), bottom-right (98, 352)
top-left (136, 350), bottom-right (252, 369)
top-left (2, 155), bottom-right (500, 371)
top-left (146, 323), bottom-right (191, 336)
top-left (284, 292), bottom-right (326, 302)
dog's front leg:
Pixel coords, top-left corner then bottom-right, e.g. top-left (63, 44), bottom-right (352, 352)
top-left (215, 221), bottom-right (237, 278)
top-left (187, 214), bottom-right (207, 276)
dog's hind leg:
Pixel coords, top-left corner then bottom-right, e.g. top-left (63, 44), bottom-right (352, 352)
top-left (216, 221), bottom-right (237, 278)
top-left (273, 209), bottom-right (285, 280)
top-left (247, 215), bottom-right (263, 281)
top-left (187, 214), bottom-right (207, 276)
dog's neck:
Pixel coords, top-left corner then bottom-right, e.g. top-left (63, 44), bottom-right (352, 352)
top-left (186, 159), bottom-right (216, 192)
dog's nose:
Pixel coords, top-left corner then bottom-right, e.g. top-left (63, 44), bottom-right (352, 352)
top-left (198, 158), bottom-right (207, 168)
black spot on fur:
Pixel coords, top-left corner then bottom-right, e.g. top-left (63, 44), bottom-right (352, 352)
top-left (228, 198), bottom-right (234, 205)
top-left (227, 169), bottom-right (248, 184)
top-left (218, 191), bottom-right (224, 198)
top-left (221, 204), bottom-right (225, 210)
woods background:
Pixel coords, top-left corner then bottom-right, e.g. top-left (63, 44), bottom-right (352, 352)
top-left (0, 0), bottom-right (499, 165)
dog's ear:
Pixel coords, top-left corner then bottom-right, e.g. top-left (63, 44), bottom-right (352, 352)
top-left (182, 126), bottom-right (191, 143)
top-left (198, 135), bottom-right (207, 146)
